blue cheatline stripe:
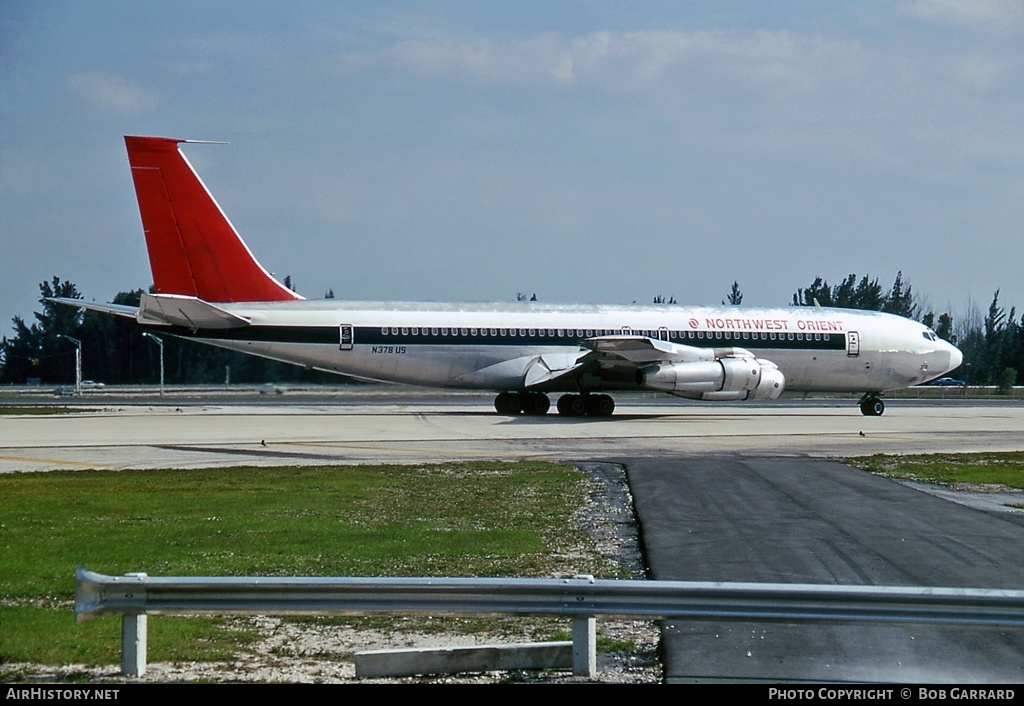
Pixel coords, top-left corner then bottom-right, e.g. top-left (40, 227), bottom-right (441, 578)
top-left (142, 323), bottom-right (847, 352)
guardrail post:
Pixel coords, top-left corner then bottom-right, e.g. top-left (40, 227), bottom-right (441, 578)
top-left (120, 573), bottom-right (148, 677)
top-left (571, 617), bottom-right (596, 677)
top-left (121, 613), bottom-right (147, 677)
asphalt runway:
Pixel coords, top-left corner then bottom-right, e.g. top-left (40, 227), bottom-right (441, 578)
top-left (4, 392), bottom-right (1024, 683)
top-left (629, 456), bottom-right (1024, 683)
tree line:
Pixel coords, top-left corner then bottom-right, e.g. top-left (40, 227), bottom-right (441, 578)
top-left (0, 278), bottom-right (340, 386)
top-left (1, 273), bottom-right (1021, 387)
top-left (788, 272), bottom-right (1018, 387)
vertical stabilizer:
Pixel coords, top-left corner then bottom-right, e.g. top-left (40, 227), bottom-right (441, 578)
top-left (124, 136), bottom-right (302, 303)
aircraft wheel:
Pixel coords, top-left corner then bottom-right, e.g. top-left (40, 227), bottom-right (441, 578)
top-left (522, 392), bottom-right (550, 415)
top-left (583, 393), bottom-right (615, 417)
top-left (557, 394), bottom-right (586, 417)
top-left (859, 397), bottom-right (884, 416)
top-left (494, 391), bottom-right (524, 415)
top-left (592, 394), bottom-right (615, 417)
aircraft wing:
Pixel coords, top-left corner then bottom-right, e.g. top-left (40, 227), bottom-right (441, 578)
top-left (580, 335), bottom-right (722, 365)
top-left (576, 335), bottom-right (784, 400)
top-left (522, 336), bottom-right (757, 389)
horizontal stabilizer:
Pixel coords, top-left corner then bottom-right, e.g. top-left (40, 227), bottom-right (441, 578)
top-left (137, 293), bottom-right (250, 329)
top-left (45, 297), bottom-right (138, 319)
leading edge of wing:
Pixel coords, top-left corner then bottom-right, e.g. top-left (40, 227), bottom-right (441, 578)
top-left (522, 335), bottom-right (740, 389)
top-left (45, 297), bottom-right (138, 319)
top-left (580, 335), bottom-right (724, 365)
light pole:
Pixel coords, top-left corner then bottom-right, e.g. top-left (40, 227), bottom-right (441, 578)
top-left (142, 332), bottom-right (165, 397)
top-left (56, 334), bottom-right (82, 396)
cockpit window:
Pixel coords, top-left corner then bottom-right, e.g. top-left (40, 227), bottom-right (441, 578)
top-left (922, 330), bottom-right (938, 342)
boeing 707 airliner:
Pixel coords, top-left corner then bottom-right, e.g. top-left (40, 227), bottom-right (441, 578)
top-left (53, 136), bottom-right (963, 417)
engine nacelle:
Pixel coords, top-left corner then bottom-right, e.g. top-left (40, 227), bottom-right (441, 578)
top-left (636, 357), bottom-right (785, 401)
top-left (752, 362), bottom-right (785, 400)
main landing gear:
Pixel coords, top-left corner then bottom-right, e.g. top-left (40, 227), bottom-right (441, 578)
top-left (494, 391), bottom-right (549, 415)
top-left (859, 393), bottom-right (885, 417)
top-left (494, 391), bottom-right (615, 417)
top-left (557, 393), bottom-right (615, 417)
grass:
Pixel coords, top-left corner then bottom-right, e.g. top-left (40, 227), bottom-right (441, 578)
top-left (0, 461), bottom-right (614, 670)
top-left (1, 607), bottom-right (251, 664)
top-left (848, 452), bottom-right (1024, 490)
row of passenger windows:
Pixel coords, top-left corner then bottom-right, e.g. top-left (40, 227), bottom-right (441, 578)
top-left (696, 331), bottom-right (832, 342)
top-left (378, 327), bottom-right (831, 342)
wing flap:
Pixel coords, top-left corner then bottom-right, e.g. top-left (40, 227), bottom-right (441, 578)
top-left (523, 352), bottom-right (587, 388)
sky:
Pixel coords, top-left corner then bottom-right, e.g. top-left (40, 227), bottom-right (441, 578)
top-left (2, 1), bottom-right (1023, 332)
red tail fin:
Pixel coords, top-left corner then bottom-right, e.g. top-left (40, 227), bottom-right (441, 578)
top-left (124, 136), bottom-right (302, 303)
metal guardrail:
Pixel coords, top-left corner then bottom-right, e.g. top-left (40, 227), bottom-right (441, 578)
top-left (76, 567), bottom-right (1024, 678)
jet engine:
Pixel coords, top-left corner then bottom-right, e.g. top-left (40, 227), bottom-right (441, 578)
top-left (636, 356), bottom-right (785, 401)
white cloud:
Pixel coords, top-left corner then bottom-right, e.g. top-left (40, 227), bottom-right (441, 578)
top-left (342, 28), bottom-right (861, 95)
top-left (332, 25), bottom-right (1024, 170)
top-left (382, 32), bottom-right (570, 85)
top-left (67, 72), bottom-right (158, 114)
top-left (903, 0), bottom-right (1024, 27)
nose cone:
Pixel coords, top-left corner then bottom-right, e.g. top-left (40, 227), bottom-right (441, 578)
top-left (946, 341), bottom-right (964, 373)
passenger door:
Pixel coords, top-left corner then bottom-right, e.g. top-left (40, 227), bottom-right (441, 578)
top-left (339, 324), bottom-right (354, 351)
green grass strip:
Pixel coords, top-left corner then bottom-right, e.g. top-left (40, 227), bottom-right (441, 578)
top-left (0, 461), bottom-right (606, 667)
top-left (848, 452), bottom-right (1024, 489)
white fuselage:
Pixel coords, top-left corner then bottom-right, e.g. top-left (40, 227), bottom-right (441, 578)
top-left (150, 300), bottom-right (963, 394)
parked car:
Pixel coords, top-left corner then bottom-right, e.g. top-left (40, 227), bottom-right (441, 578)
top-left (929, 377), bottom-right (965, 386)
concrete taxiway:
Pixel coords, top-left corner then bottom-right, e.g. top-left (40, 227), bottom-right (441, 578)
top-left (1, 394), bottom-right (1023, 472)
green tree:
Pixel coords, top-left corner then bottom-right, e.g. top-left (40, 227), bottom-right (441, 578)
top-left (791, 277), bottom-right (831, 307)
top-left (881, 271), bottom-right (917, 319)
top-left (78, 290), bottom-right (148, 384)
top-left (936, 312), bottom-right (955, 343)
top-left (0, 316), bottom-right (44, 383)
top-left (921, 310), bottom-right (956, 344)
top-left (723, 281), bottom-right (743, 306)
top-left (998, 367), bottom-right (1017, 395)
top-left (977, 290), bottom-right (1020, 385)
top-left (792, 273), bottom-right (910, 313)
top-left (0, 277), bottom-right (83, 384)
